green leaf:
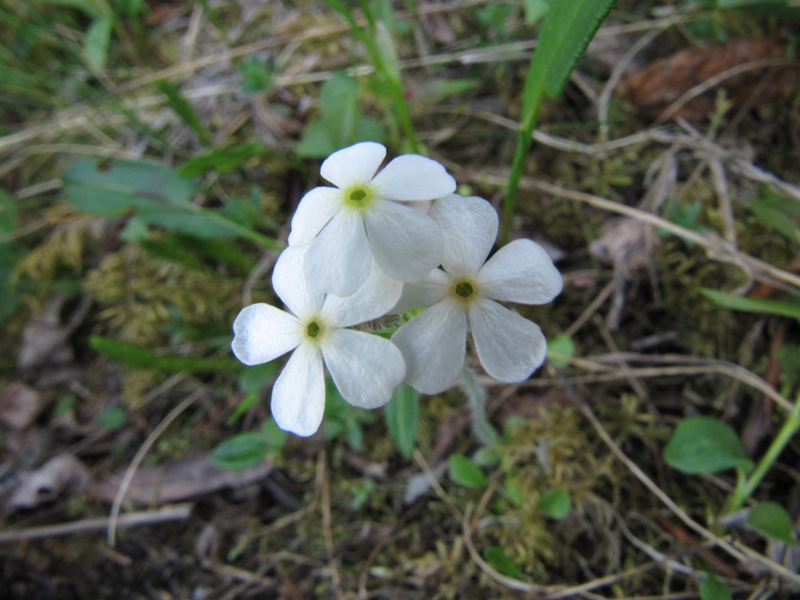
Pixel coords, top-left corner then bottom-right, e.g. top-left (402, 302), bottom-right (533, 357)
top-left (0, 245), bottom-right (23, 323)
top-left (63, 158), bottom-right (249, 239)
top-left (746, 189), bottom-right (800, 244)
top-left (211, 432), bottom-right (268, 469)
top-left (261, 418), bottom-right (288, 455)
top-left (523, 0), bottom-right (549, 24)
top-left (384, 384), bottom-right (419, 459)
top-left (747, 501), bottom-right (797, 544)
top-left (239, 362), bottom-right (278, 394)
top-left (0, 187), bottom-right (17, 235)
top-left (146, 232), bottom-right (258, 273)
top-left (53, 394), bottom-right (77, 419)
top-left (238, 56), bottom-right (275, 94)
top-left (323, 379), bottom-right (374, 450)
top-left (178, 143), bottom-right (271, 177)
top-left (156, 79), bottom-right (211, 145)
top-left (660, 200), bottom-right (711, 243)
top-left (700, 571), bottom-right (732, 600)
top-left (448, 454), bottom-right (488, 488)
top-left (547, 333), bottom-right (574, 368)
top-left (538, 488), bottom-right (571, 519)
top-left (664, 416), bottom-right (752, 474)
top-left (225, 364), bottom-right (278, 426)
top-left (119, 216), bottom-right (150, 242)
top-left (697, 0), bottom-right (800, 18)
top-left (320, 72), bottom-right (359, 147)
top-left (295, 120), bottom-right (337, 158)
top-left (226, 392), bottom-right (260, 426)
top-left (64, 157), bottom-right (196, 213)
top-left (484, 546), bottom-right (524, 579)
top-left (700, 288), bottom-right (800, 322)
top-left (296, 73), bottom-right (385, 157)
top-left (774, 345), bottom-right (800, 390)
top-left (84, 14), bottom-right (113, 69)
top-left (96, 405), bottom-right (126, 431)
top-left (90, 335), bottom-right (240, 373)
top-left (521, 0), bottom-right (614, 117)
top-left (503, 474), bottom-right (523, 508)
top-left (40, 0), bottom-right (109, 19)
top-left (350, 478), bottom-right (375, 510)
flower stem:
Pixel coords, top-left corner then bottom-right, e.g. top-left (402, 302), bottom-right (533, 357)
top-left (459, 364), bottom-right (500, 446)
top-left (500, 92), bottom-right (544, 244)
top-left (725, 394), bottom-right (800, 514)
top-left (326, 0), bottom-right (421, 154)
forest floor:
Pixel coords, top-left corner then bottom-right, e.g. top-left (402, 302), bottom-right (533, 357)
top-left (1, 1), bottom-right (800, 598)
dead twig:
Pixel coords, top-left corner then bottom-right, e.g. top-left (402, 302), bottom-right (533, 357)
top-left (107, 389), bottom-right (203, 546)
top-left (319, 449), bottom-right (346, 600)
top-left (0, 503), bottom-right (192, 544)
top-left (563, 374), bottom-right (800, 588)
top-left (470, 170), bottom-right (800, 293)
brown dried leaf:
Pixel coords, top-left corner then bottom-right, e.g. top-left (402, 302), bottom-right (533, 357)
top-left (620, 38), bottom-right (800, 122)
top-left (88, 454), bottom-right (273, 506)
top-left (17, 294), bottom-right (91, 370)
top-left (8, 455), bottom-right (90, 511)
top-left (0, 382), bottom-right (43, 430)
top-left (589, 217), bottom-right (654, 275)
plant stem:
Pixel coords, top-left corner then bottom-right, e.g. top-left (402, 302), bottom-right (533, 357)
top-left (181, 205), bottom-right (284, 250)
top-left (725, 394), bottom-right (800, 514)
top-left (326, 0), bottom-right (421, 153)
top-left (500, 92), bottom-right (544, 244)
top-left (459, 364), bottom-right (500, 446)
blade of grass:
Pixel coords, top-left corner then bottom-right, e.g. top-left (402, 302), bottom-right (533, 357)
top-left (700, 288), bottom-right (800, 322)
top-left (501, 0), bottom-right (615, 243)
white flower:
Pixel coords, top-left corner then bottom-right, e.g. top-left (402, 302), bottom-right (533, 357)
top-left (391, 194), bottom-right (563, 394)
top-left (288, 141), bottom-right (456, 297)
top-left (231, 245), bottom-right (405, 437)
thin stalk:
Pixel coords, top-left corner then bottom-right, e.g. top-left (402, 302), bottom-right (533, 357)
top-left (459, 364), bottom-right (500, 446)
top-left (326, 0), bottom-right (421, 153)
top-left (725, 395), bottom-right (800, 514)
top-left (177, 205), bottom-right (284, 250)
top-left (500, 92), bottom-right (544, 244)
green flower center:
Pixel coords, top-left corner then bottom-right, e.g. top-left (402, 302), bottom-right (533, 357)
top-left (343, 184), bottom-right (375, 211)
top-left (306, 321), bottom-right (321, 338)
top-left (455, 282), bottom-right (474, 298)
top-left (451, 278), bottom-right (479, 304)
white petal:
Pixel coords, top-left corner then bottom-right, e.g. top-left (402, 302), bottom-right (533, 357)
top-left (371, 155), bottom-right (456, 201)
top-left (364, 200), bottom-right (443, 283)
top-left (321, 261), bottom-right (403, 328)
top-left (469, 298), bottom-right (547, 383)
top-left (288, 187), bottom-right (343, 247)
top-left (272, 245), bottom-right (323, 318)
top-left (478, 239), bottom-right (563, 304)
top-left (231, 303), bottom-right (301, 366)
top-left (428, 194), bottom-right (497, 275)
top-left (271, 343), bottom-right (326, 437)
top-left (391, 268), bottom-right (449, 314)
top-left (391, 300), bottom-right (467, 394)
top-left (320, 142), bottom-right (386, 188)
top-left (304, 210), bottom-right (372, 297)
top-left (322, 329), bottom-right (405, 409)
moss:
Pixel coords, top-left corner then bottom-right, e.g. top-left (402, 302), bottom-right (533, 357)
top-left (83, 244), bottom-right (239, 346)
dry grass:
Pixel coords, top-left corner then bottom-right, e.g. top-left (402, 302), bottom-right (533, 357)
top-left (1, 1), bottom-right (799, 598)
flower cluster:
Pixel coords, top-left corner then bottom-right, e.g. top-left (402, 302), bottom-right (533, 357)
top-left (232, 142), bottom-right (562, 436)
